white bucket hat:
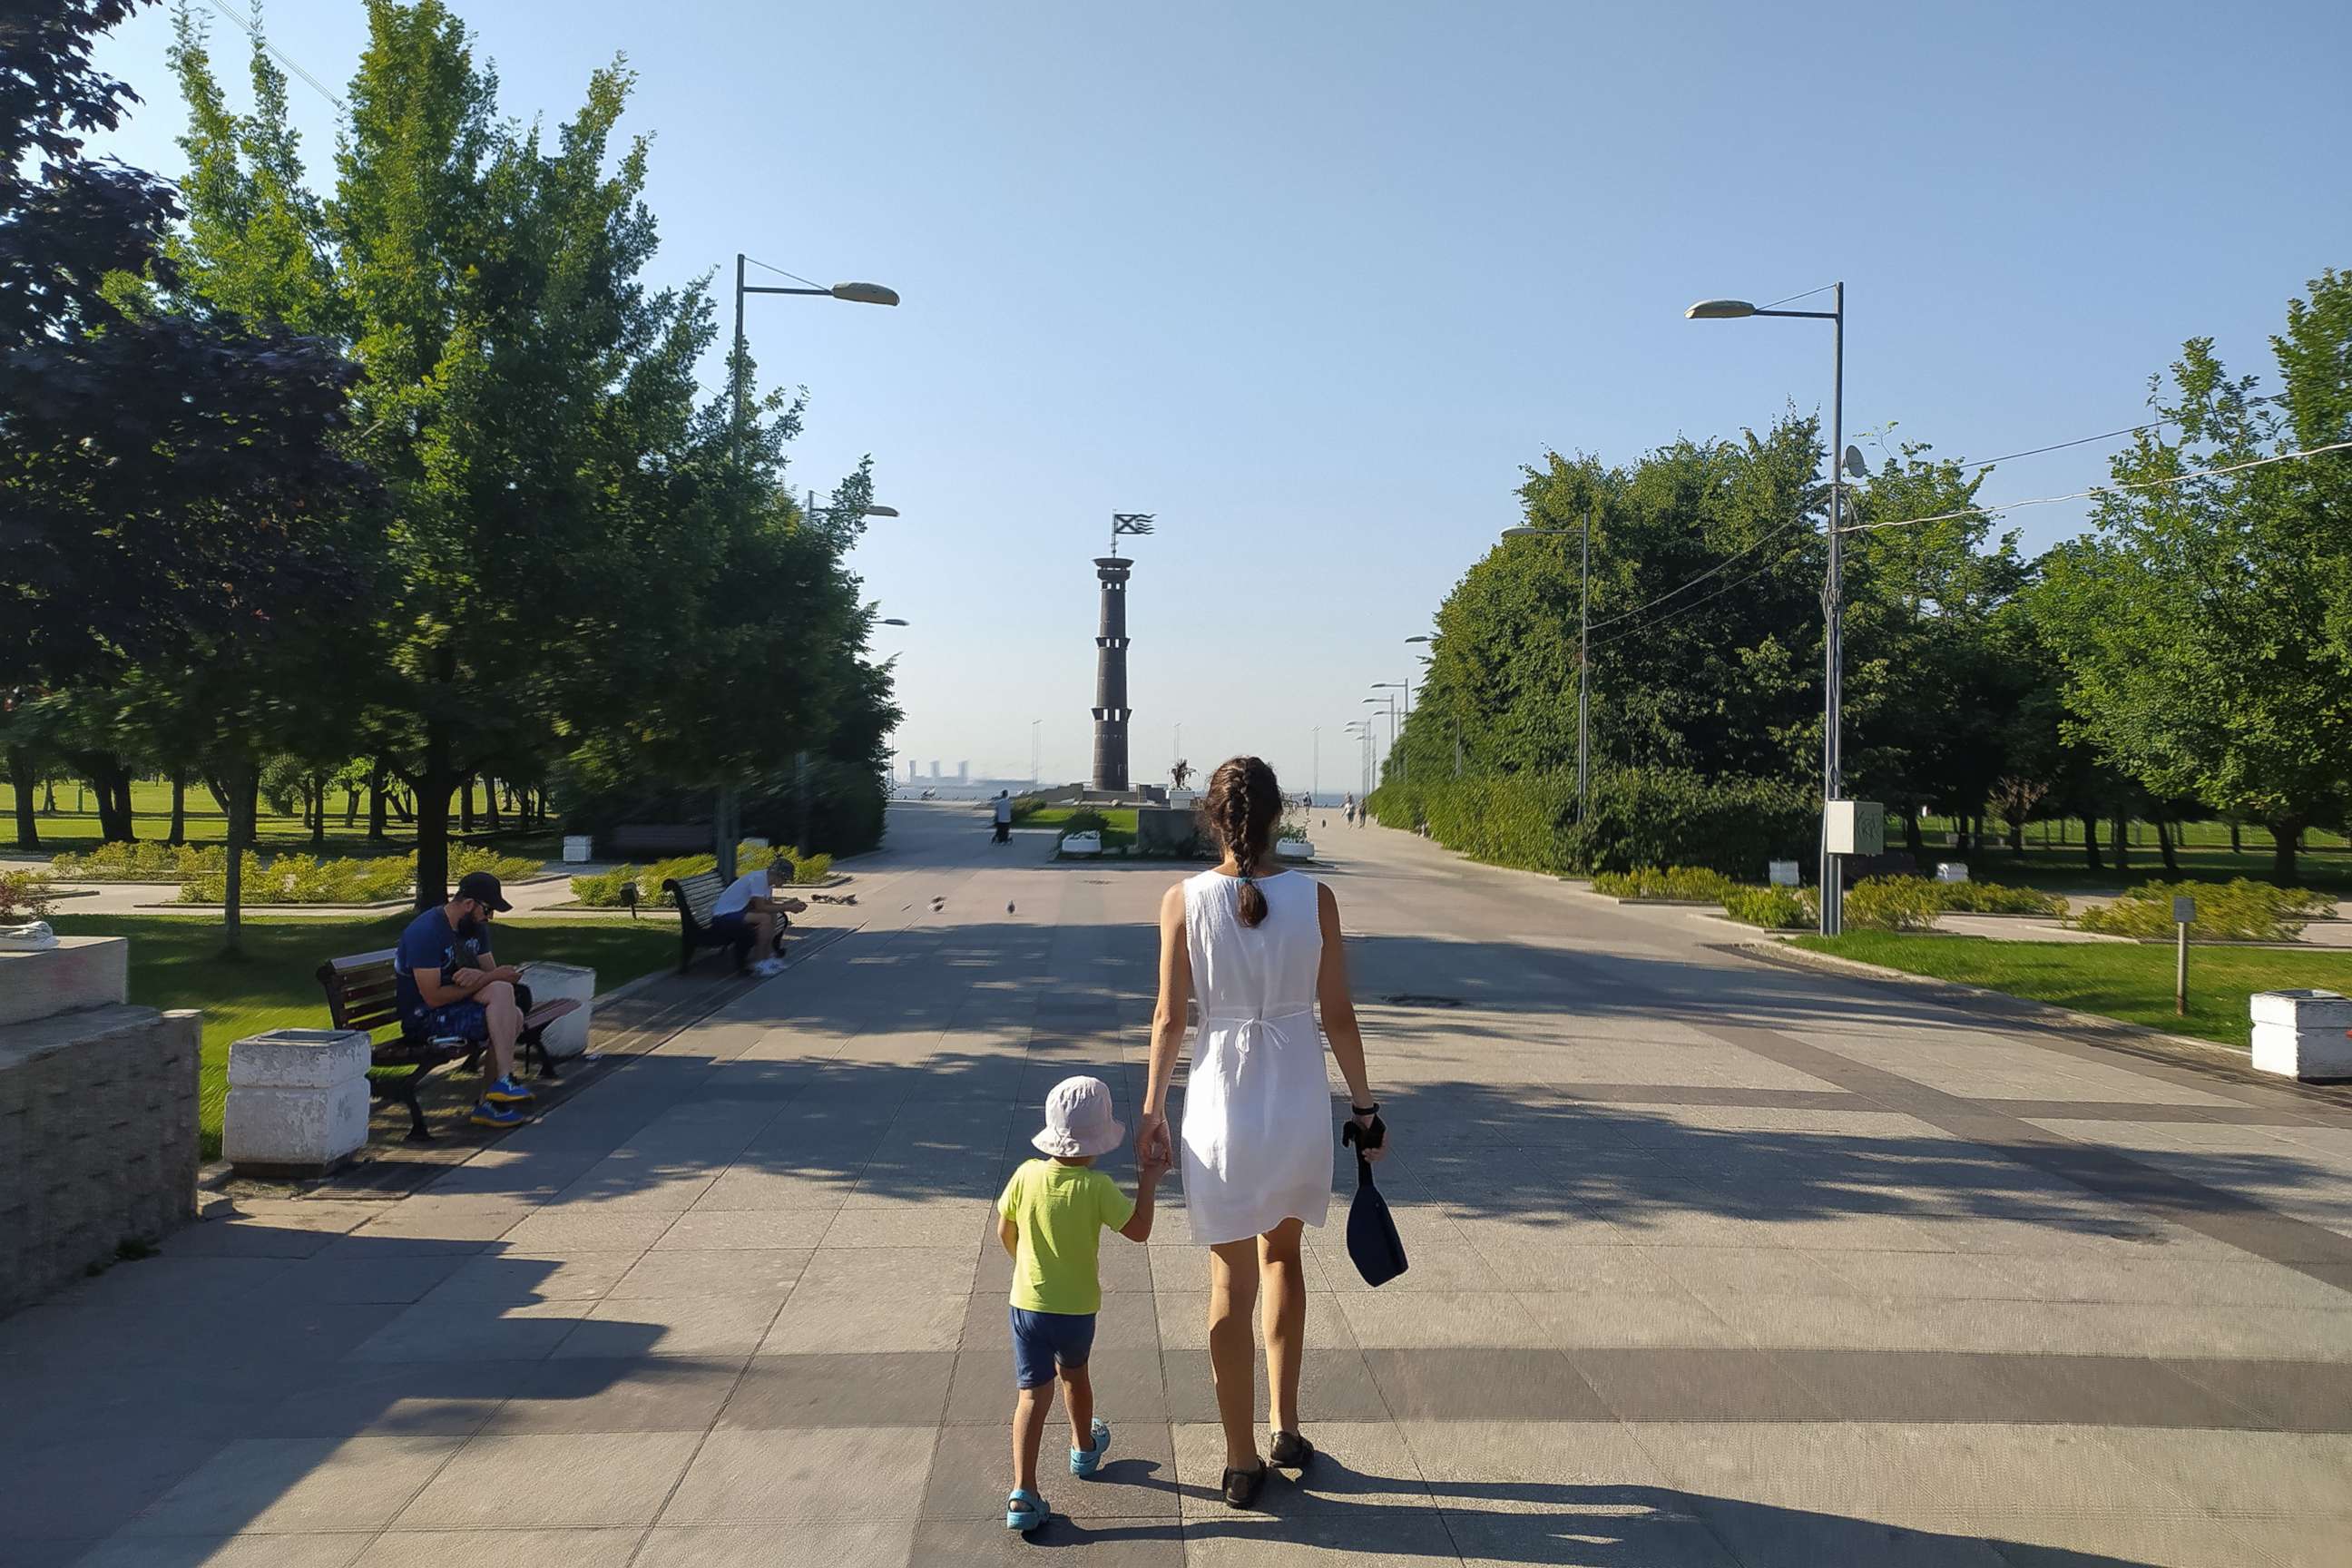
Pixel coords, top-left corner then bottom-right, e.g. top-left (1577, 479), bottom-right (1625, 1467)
top-left (1033, 1074), bottom-right (1126, 1159)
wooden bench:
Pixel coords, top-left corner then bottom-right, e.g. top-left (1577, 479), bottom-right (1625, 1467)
top-left (610, 823), bottom-right (712, 857)
top-left (314, 951), bottom-right (583, 1142)
top-left (662, 869), bottom-right (765, 975)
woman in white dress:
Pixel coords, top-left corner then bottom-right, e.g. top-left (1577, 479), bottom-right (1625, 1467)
top-left (1137, 756), bottom-right (1386, 1508)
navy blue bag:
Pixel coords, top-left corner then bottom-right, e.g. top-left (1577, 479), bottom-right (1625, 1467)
top-left (1339, 1117), bottom-right (1406, 1287)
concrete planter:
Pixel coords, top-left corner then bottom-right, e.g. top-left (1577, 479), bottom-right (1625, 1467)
top-left (1061, 831), bottom-right (1103, 858)
top-left (224, 1027), bottom-right (371, 1176)
top-left (1277, 838), bottom-right (1313, 861)
top-left (1768, 861), bottom-right (1801, 887)
top-left (1, 936), bottom-right (128, 1027)
top-left (520, 960), bottom-right (596, 1060)
top-left (2249, 990), bottom-right (2352, 1081)
top-left (1936, 863), bottom-right (1970, 883)
top-left (562, 835), bottom-right (593, 864)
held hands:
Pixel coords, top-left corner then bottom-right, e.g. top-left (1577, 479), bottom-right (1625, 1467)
top-left (1135, 1112), bottom-right (1173, 1171)
top-left (1138, 1137), bottom-right (1172, 1181)
top-left (1346, 1111), bottom-right (1390, 1165)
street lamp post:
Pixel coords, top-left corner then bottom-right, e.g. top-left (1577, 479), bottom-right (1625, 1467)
top-left (1372, 683), bottom-right (1410, 785)
top-left (720, 253), bottom-right (898, 879)
top-left (1502, 512), bottom-right (1594, 818)
top-left (1686, 284), bottom-right (1846, 934)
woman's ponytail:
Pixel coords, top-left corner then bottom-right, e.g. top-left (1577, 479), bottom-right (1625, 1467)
top-left (1203, 755), bottom-right (1281, 927)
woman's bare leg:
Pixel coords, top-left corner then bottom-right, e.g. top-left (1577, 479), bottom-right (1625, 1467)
top-left (1259, 1220), bottom-right (1307, 1436)
top-left (1208, 1238), bottom-right (1262, 1471)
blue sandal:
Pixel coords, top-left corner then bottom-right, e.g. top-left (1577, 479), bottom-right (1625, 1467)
top-left (1005, 1488), bottom-right (1048, 1533)
top-left (1071, 1417), bottom-right (1112, 1477)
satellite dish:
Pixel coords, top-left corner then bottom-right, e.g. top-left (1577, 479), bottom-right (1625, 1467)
top-left (1842, 445), bottom-right (1867, 479)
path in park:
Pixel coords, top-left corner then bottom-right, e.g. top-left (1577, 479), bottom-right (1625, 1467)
top-left (6, 802), bottom-right (2350, 1566)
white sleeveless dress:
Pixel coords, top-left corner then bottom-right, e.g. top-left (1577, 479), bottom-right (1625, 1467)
top-left (1179, 868), bottom-right (1334, 1246)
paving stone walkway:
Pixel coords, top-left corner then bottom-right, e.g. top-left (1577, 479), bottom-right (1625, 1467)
top-left (5, 803), bottom-right (2350, 1566)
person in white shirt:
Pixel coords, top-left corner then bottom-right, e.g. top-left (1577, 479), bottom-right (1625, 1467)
top-left (710, 859), bottom-right (807, 977)
top-left (993, 791), bottom-right (1014, 844)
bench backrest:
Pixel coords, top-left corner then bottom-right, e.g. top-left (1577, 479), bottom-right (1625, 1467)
top-left (669, 870), bottom-right (726, 926)
top-left (317, 949), bottom-right (405, 1041)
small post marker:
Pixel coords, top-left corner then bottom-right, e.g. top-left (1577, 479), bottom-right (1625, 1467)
top-left (2173, 895), bottom-right (2196, 1016)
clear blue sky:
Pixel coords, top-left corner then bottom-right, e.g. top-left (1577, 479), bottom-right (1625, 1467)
top-left (92, 1), bottom-right (2352, 796)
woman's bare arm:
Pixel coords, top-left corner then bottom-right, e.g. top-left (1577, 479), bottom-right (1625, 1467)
top-left (1317, 881), bottom-right (1384, 1161)
top-left (1138, 882), bottom-right (1191, 1163)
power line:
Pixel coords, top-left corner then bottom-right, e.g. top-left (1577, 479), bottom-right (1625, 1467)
top-left (1581, 516), bottom-right (1803, 635)
top-left (1590, 540), bottom-right (1810, 651)
top-left (1943, 395), bottom-right (2284, 473)
top-left (1841, 438), bottom-right (2352, 535)
top-left (205, 0), bottom-right (346, 111)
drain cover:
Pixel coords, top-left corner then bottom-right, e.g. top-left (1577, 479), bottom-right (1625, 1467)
top-left (1379, 993), bottom-right (1464, 1008)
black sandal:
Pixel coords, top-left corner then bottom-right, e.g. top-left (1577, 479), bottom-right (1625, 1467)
top-left (1269, 1430), bottom-right (1314, 1468)
top-left (1221, 1460), bottom-right (1269, 1508)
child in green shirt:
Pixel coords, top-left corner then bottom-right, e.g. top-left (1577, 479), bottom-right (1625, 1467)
top-left (998, 1074), bottom-right (1167, 1534)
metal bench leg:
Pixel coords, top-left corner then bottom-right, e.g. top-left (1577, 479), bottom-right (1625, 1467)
top-left (524, 1028), bottom-right (560, 1081)
top-left (384, 1063), bottom-right (436, 1142)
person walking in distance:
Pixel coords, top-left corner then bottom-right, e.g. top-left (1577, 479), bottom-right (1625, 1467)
top-left (993, 789), bottom-right (1014, 844)
top-left (1136, 756), bottom-right (1387, 1509)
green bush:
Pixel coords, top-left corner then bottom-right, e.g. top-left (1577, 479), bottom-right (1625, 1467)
top-left (177, 849), bottom-right (412, 905)
top-left (1844, 876), bottom-right (1945, 932)
top-left (1, 868), bottom-right (59, 921)
top-left (1559, 768), bottom-right (1816, 877)
top-left (571, 842), bottom-right (797, 907)
top-left (2074, 878), bottom-right (2331, 941)
top-left (1368, 773), bottom-right (1577, 872)
top-left (1057, 810), bottom-right (1112, 838)
top-left (1008, 794), bottom-right (1046, 822)
top-left (791, 852), bottom-right (833, 884)
top-left (1592, 866), bottom-right (1737, 901)
top-left (1723, 885), bottom-right (1815, 929)
top-left (571, 867), bottom-right (643, 906)
top-left (50, 841), bottom-right (211, 880)
top-left (1934, 880), bottom-right (2067, 917)
top-left (444, 846), bottom-right (543, 884)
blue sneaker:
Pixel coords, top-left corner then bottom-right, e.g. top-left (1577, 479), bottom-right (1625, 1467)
top-left (482, 1076), bottom-right (534, 1104)
top-left (1071, 1418), bottom-right (1111, 1477)
top-left (1005, 1488), bottom-right (1047, 1533)
top-left (469, 1102), bottom-right (527, 1129)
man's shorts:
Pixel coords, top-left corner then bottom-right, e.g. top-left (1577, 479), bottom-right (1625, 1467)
top-left (708, 910), bottom-right (750, 940)
top-left (410, 1001), bottom-right (489, 1043)
top-left (1009, 1307), bottom-right (1096, 1389)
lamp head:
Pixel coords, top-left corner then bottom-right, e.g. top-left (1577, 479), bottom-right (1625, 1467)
top-left (1841, 446), bottom-right (1867, 480)
top-left (829, 282), bottom-right (900, 307)
top-left (1685, 299), bottom-right (1757, 320)
top-left (1405, 635), bottom-right (1432, 643)
top-left (879, 617), bottom-right (910, 626)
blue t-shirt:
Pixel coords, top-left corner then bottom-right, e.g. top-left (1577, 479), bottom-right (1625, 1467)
top-left (393, 907), bottom-right (492, 1022)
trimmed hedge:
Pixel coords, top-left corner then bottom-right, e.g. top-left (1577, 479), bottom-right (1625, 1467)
top-left (2, 868), bottom-right (60, 921)
top-left (1369, 768), bottom-right (1813, 879)
top-left (1724, 885), bottom-right (1814, 929)
top-left (1842, 875), bottom-right (1944, 932)
top-left (1592, 866), bottom-right (1736, 901)
top-left (568, 843), bottom-right (833, 908)
top-left (2075, 879), bottom-right (2331, 942)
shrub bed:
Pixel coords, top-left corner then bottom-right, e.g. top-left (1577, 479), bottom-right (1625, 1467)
top-left (50, 842), bottom-right (211, 880)
top-left (1934, 880), bottom-right (2068, 917)
top-left (1842, 875), bottom-right (1945, 932)
top-left (2074, 878), bottom-right (2332, 942)
top-left (1723, 885), bottom-right (1814, 929)
top-left (2, 868), bottom-right (60, 921)
top-left (1592, 866), bottom-right (1737, 901)
top-left (568, 843), bottom-right (833, 907)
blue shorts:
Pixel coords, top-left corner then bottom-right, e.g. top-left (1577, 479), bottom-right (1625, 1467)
top-left (1009, 1307), bottom-right (1096, 1389)
top-left (410, 1001), bottom-right (489, 1043)
top-left (708, 910), bottom-right (751, 939)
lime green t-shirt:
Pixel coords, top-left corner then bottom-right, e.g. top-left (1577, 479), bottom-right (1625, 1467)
top-left (998, 1158), bottom-right (1136, 1316)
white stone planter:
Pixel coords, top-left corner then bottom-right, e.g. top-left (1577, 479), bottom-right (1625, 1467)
top-left (1768, 861), bottom-right (1800, 887)
top-left (1061, 831), bottom-right (1102, 858)
top-left (2249, 990), bottom-right (2352, 1081)
top-left (1277, 838), bottom-right (1313, 861)
top-left (224, 1027), bottom-right (371, 1175)
top-left (1936, 862), bottom-right (1970, 883)
top-left (520, 960), bottom-right (596, 1060)
top-left (562, 835), bottom-right (593, 864)
top-left (0, 936), bottom-right (126, 1027)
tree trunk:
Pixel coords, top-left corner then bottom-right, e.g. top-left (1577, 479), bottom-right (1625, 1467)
top-left (344, 781), bottom-right (359, 828)
top-left (483, 773), bottom-right (502, 832)
top-left (168, 773), bottom-right (186, 845)
top-left (114, 773), bottom-right (135, 841)
top-left (310, 777), bottom-right (328, 849)
top-left (70, 753), bottom-right (136, 841)
top-left (460, 776), bottom-right (475, 835)
top-left (1903, 808), bottom-right (1925, 858)
top-left (204, 777), bottom-right (231, 816)
top-left (221, 757), bottom-right (255, 958)
top-left (413, 722), bottom-right (455, 910)
top-left (2157, 818), bottom-right (2180, 874)
top-left (2007, 815), bottom-right (2024, 853)
top-left (6, 750), bottom-right (38, 850)
top-left (2269, 816), bottom-right (2303, 883)
top-left (2112, 809), bottom-right (2130, 876)
top-left (368, 760), bottom-right (388, 841)
top-left (2229, 819), bottom-right (2241, 855)
top-left (41, 778), bottom-right (56, 813)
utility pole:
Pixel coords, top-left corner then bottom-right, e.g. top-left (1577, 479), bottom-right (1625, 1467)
top-left (1578, 508), bottom-right (1592, 817)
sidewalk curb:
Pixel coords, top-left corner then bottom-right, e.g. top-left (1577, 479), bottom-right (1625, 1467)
top-left (1729, 936), bottom-right (2328, 1091)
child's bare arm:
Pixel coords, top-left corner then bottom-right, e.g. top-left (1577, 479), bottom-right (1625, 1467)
top-left (1118, 1143), bottom-right (1171, 1242)
top-left (999, 1214), bottom-right (1019, 1258)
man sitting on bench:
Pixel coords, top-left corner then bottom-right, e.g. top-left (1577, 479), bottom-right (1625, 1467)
top-left (711, 858), bottom-right (808, 979)
top-left (393, 871), bottom-right (534, 1129)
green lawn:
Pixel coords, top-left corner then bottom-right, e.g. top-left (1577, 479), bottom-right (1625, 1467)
top-left (1913, 818), bottom-right (2350, 896)
top-left (1793, 931), bottom-right (2352, 1052)
top-left (53, 913), bottom-right (679, 1160)
top-left (1014, 806), bottom-right (1140, 834)
top-left (7, 779), bottom-right (556, 861)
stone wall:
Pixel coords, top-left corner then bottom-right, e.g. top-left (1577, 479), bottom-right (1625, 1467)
top-left (0, 938), bottom-right (201, 1317)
